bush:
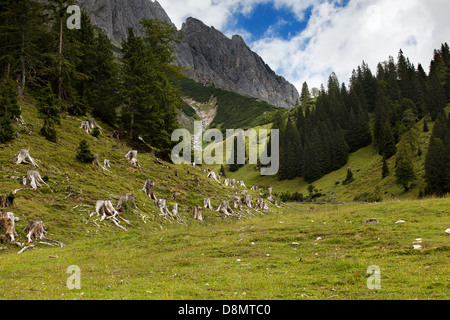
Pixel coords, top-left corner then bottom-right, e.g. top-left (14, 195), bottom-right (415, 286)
top-left (354, 192), bottom-right (382, 203)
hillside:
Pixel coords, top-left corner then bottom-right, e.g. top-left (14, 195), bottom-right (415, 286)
top-left (0, 98), bottom-right (277, 249)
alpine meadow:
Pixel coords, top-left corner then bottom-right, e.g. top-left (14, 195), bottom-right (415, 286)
top-left (0, 0), bottom-right (449, 305)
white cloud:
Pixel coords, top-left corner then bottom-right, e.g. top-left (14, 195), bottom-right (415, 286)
top-left (250, 0), bottom-right (450, 90)
top-left (158, 0), bottom-right (450, 91)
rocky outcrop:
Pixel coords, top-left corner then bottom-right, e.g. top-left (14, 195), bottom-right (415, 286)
top-left (79, 1), bottom-right (299, 109)
top-left (175, 18), bottom-right (299, 109)
top-left (78, 0), bottom-right (172, 45)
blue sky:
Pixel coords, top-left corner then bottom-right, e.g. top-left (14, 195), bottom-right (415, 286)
top-left (159, 0), bottom-right (450, 91)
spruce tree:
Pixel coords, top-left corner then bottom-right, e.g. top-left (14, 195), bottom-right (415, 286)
top-left (37, 83), bottom-right (60, 142)
top-left (0, 78), bottom-right (20, 142)
top-left (382, 154), bottom-right (390, 178)
top-left (300, 82), bottom-right (311, 104)
top-left (76, 140), bottom-right (94, 163)
top-left (395, 142), bottom-right (415, 192)
top-left (425, 113), bottom-right (450, 195)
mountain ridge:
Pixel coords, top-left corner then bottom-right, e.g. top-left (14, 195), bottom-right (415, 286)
top-left (79, 0), bottom-right (299, 109)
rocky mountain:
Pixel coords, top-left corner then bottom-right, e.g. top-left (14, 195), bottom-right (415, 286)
top-left (78, 0), bottom-right (173, 45)
top-left (79, 0), bottom-right (299, 109)
top-left (175, 18), bottom-right (299, 109)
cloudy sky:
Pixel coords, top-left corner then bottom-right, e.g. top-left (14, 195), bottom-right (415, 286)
top-left (158, 0), bottom-right (450, 91)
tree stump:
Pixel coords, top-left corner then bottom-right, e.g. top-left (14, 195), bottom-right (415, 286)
top-left (23, 221), bottom-right (47, 243)
top-left (117, 193), bottom-right (138, 211)
top-left (267, 188), bottom-right (275, 204)
top-left (104, 159), bottom-right (111, 169)
top-left (224, 179), bottom-right (230, 187)
top-left (23, 171), bottom-right (50, 190)
top-left (207, 171), bottom-right (221, 183)
top-left (142, 179), bottom-right (157, 200)
top-left (0, 212), bottom-right (19, 243)
top-left (93, 154), bottom-right (105, 170)
top-left (193, 207), bottom-right (203, 222)
top-left (125, 150), bottom-right (139, 166)
top-left (237, 181), bottom-right (247, 188)
top-left (15, 149), bottom-right (39, 168)
top-left (232, 196), bottom-right (242, 210)
top-left (94, 200), bottom-right (127, 230)
top-left (243, 194), bottom-right (253, 208)
top-left (204, 198), bottom-right (214, 210)
top-left (217, 201), bottom-right (234, 217)
top-left (80, 121), bottom-right (91, 134)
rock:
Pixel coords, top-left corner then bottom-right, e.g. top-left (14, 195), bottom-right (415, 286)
top-left (175, 18), bottom-right (299, 109)
top-left (395, 220), bottom-right (406, 224)
top-left (364, 218), bottom-right (379, 224)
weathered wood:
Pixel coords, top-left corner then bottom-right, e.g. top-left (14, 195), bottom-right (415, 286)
top-left (207, 171), bottom-right (221, 183)
top-left (232, 196), bottom-right (242, 210)
top-left (104, 159), bottom-right (111, 169)
top-left (193, 207), bottom-right (203, 222)
top-left (15, 149), bottom-right (39, 168)
top-left (23, 171), bottom-right (51, 191)
top-left (237, 180), bottom-right (247, 188)
top-left (125, 150), bottom-right (139, 166)
top-left (117, 193), bottom-right (138, 211)
top-left (80, 121), bottom-right (91, 134)
top-left (204, 198), bottom-right (213, 210)
top-left (23, 221), bottom-right (46, 243)
top-left (142, 179), bottom-right (157, 200)
top-left (216, 201), bottom-right (234, 217)
top-left (0, 212), bottom-right (19, 243)
top-left (93, 154), bottom-right (105, 170)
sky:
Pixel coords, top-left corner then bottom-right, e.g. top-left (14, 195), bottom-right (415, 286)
top-left (158, 0), bottom-right (450, 91)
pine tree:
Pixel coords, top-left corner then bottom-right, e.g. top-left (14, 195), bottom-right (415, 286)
top-left (425, 113), bottom-right (450, 195)
top-left (76, 140), bottom-right (94, 163)
top-left (37, 83), bottom-right (60, 142)
top-left (300, 82), bottom-right (311, 104)
top-left (343, 167), bottom-right (354, 185)
top-left (382, 154), bottom-right (390, 178)
top-left (395, 142), bottom-right (415, 192)
top-left (0, 78), bottom-right (20, 142)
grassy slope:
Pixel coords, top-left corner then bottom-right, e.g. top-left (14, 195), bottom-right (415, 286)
top-left (0, 98), bottom-right (448, 300)
top-left (221, 118), bottom-right (433, 202)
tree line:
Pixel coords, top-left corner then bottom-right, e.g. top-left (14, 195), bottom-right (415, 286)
top-left (0, 0), bottom-right (182, 157)
top-left (273, 44), bottom-right (450, 196)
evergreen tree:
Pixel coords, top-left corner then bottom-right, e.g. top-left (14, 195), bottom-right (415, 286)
top-left (300, 82), bottom-right (311, 104)
top-left (382, 154), bottom-right (390, 178)
top-left (37, 83), bottom-right (60, 142)
top-left (395, 142), bottom-right (415, 192)
top-left (76, 140), bottom-right (95, 163)
top-left (0, 78), bottom-right (20, 142)
top-left (425, 113), bottom-right (450, 195)
top-left (343, 167), bottom-right (354, 185)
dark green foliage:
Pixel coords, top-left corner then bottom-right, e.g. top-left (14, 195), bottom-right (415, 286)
top-left (179, 77), bottom-right (280, 130)
top-left (423, 119), bottom-right (429, 132)
top-left (353, 192), bottom-right (382, 203)
top-left (425, 113), bottom-right (450, 196)
top-left (91, 126), bottom-right (100, 138)
top-left (37, 83), bottom-right (60, 142)
top-left (0, 78), bottom-right (20, 142)
top-left (395, 143), bottom-right (416, 192)
top-left (219, 164), bottom-right (226, 178)
top-left (343, 167), bottom-right (355, 185)
top-left (276, 191), bottom-right (304, 203)
top-left (76, 139), bottom-right (94, 163)
top-left (382, 154), bottom-right (390, 178)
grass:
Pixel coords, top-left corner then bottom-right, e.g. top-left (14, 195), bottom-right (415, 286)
top-left (0, 198), bottom-right (448, 300)
top-left (0, 96), bottom-right (448, 301)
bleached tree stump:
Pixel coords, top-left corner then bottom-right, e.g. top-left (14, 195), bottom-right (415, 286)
top-left (204, 198), bottom-right (214, 210)
top-left (23, 221), bottom-right (46, 243)
top-left (0, 212), bottom-right (19, 243)
top-left (15, 149), bottom-right (39, 168)
top-left (23, 171), bottom-right (51, 191)
top-left (207, 171), bottom-right (221, 183)
top-left (88, 118), bottom-right (101, 131)
top-left (93, 154), bottom-right (105, 170)
top-left (174, 169), bottom-right (179, 177)
top-left (194, 177), bottom-right (200, 187)
top-left (217, 201), bottom-right (234, 217)
top-left (154, 199), bottom-right (171, 216)
top-left (243, 194), bottom-right (253, 208)
top-left (224, 179), bottom-right (230, 187)
top-left (232, 196), bottom-right (242, 210)
top-left (142, 179), bottom-right (157, 200)
top-left (125, 150), bottom-right (139, 166)
top-left (237, 181), bottom-right (247, 188)
top-left (267, 188), bottom-right (275, 204)
top-left (117, 193), bottom-right (138, 211)
top-left (255, 198), bottom-right (269, 211)
top-left (230, 179), bottom-right (236, 188)
top-left (94, 200), bottom-right (128, 230)
top-left (193, 207), bottom-right (203, 222)
top-left (104, 159), bottom-right (111, 169)
top-left (250, 185), bottom-right (259, 191)
top-left (80, 121), bottom-right (91, 134)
